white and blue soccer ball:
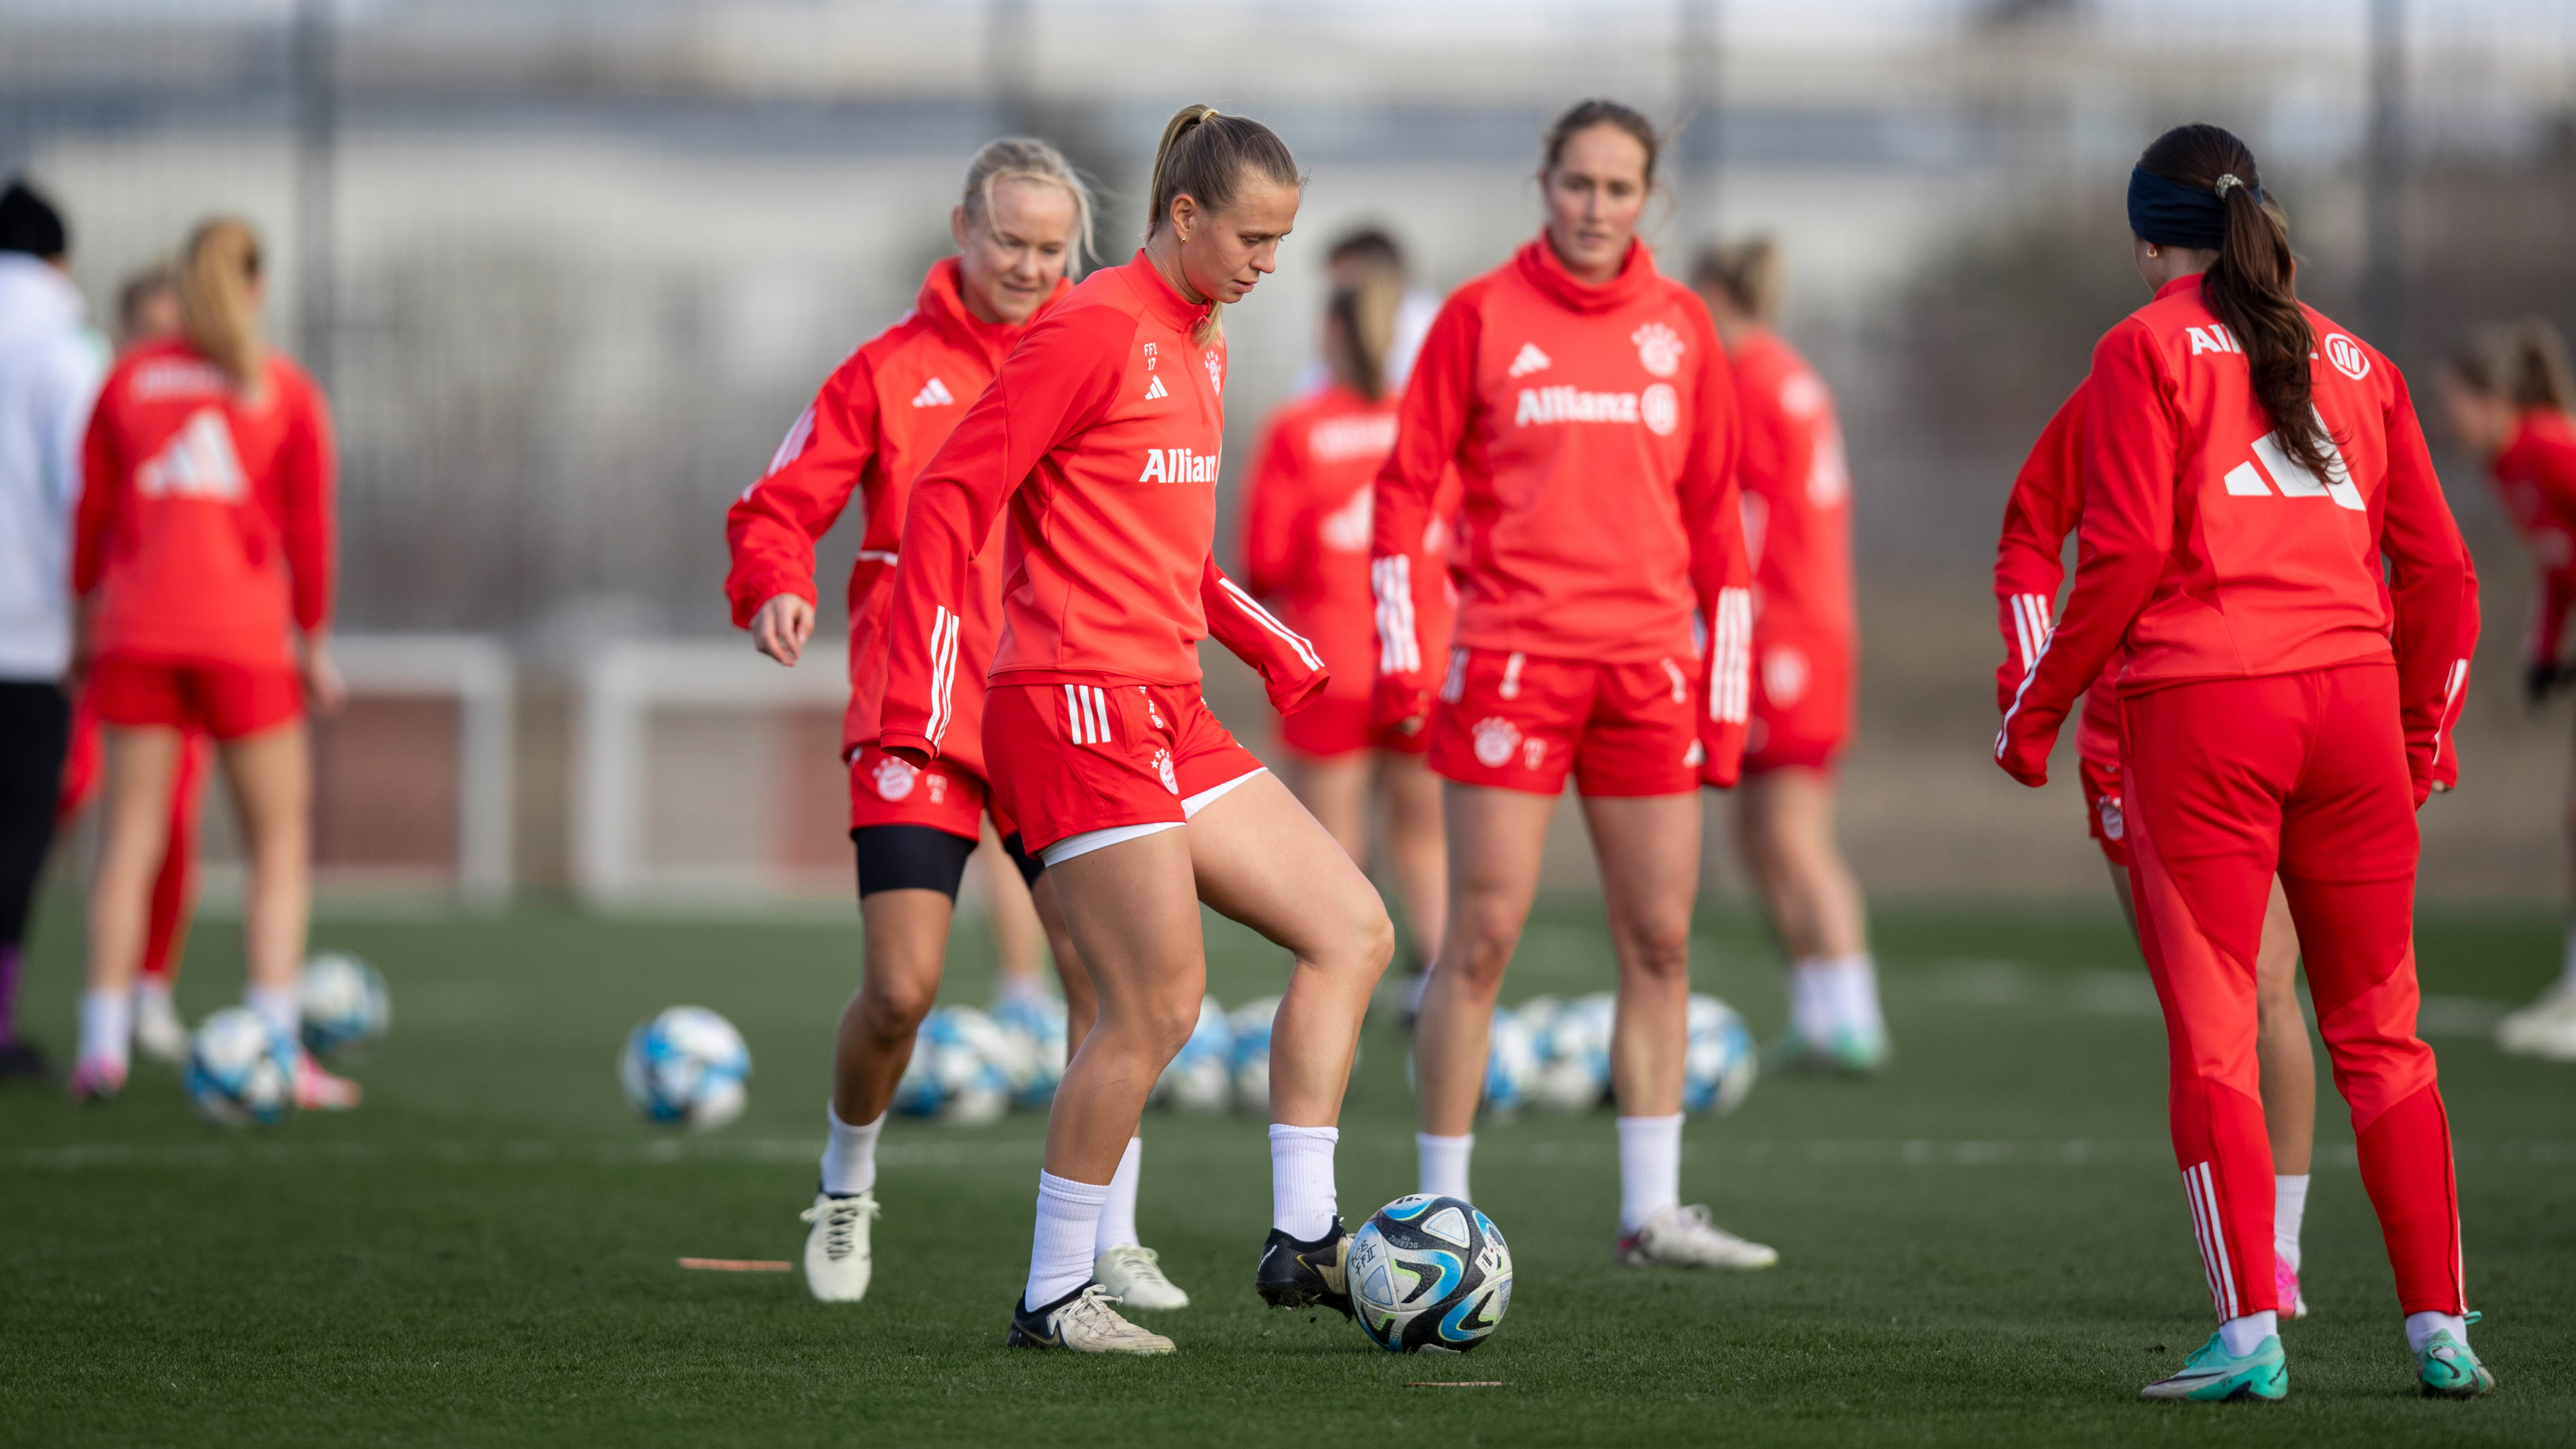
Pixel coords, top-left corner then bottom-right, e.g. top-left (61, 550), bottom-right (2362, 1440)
top-left (297, 950), bottom-right (390, 1062)
top-left (894, 1005), bottom-right (1011, 1125)
top-left (186, 1007), bottom-right (298, 1128)
top-left (1152, 994), bottom-right (1234, 1113)
top-left (1683, 993), bottom-right (1759, 1116)
top-left (1226, 995), bottom-right (1280, 1115)
top-left (1348, 1194), bottom-right (1514, 1353)
top-left (1531, 993), bottom-right (1615, 1113)
top-left (1482, 1006), bottom-right (1540, 1117)
top-left (620, 1006), bottom-right (751, 1131)
top-left (988, 991), bottom-right (1067, 1110)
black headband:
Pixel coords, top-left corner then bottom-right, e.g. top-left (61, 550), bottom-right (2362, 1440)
top-left (2126, 166), bottom-right (2256, 251)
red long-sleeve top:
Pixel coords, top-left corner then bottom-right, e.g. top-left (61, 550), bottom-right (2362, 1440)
top-left (1369, 236), bottom-right (1754, 784)
top-left (878, 252), bottom-right (1325, 763)
top-left (2485, 407), bottom-right (2576, 668)
top-left (1997, 275), bottom-right (2479, 802)
top-left (76, 339), bottom-right (334, 666)
top-left (1992, 382), bottom-right (2123, 785)
top-left (723, 259), bottom-right (1063, 776)
top-left (1730, 324), bottom-right (1855, 671)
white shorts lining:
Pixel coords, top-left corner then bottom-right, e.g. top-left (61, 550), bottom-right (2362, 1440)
top-left (1182, 767), bottom-right (1267, 819)
top-left (1039, 820), bottom-right (1183, 868)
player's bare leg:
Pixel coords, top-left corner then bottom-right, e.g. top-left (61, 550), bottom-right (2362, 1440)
top-left (1414, 785), bottom-right (1555, 1157)
top-left (70, 726), bottom-right (183, 1098)
top-left (1378, 749), bottom-right (1448, 1001)
top-left (2495, 758), bottom-right (2576, 1057)
top-left (804, 886), bottom-right (949, 1302)
top-left (223, 724), bottom-right (354, 1111)
top-left (1736, 767), bottom-right (1884, 1071)
top-left (2253, 879), bottom-right (2315, 1316)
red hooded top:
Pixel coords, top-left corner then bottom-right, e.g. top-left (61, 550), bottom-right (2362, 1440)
top-left (1997, 276), bottom-right (2478, 802)
top-left (877, 252), bottom-right (1325, 765)
top-left (1729, 324), bottom-right (1855, 678)
top-left (1992, 381), bottom-right (2124, 787)
top-left (2485, 407), bottom-right (2576, 669)
top-left (76, 339), bottom-right (334, 666)
top-left (723, 257), bottom-right (1065, 775)
top-left (1369, 236), bottom-right (1754, 783)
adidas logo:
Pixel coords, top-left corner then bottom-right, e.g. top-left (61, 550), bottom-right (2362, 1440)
top-left (136, 407), bottom-right (248, 501)
top-left (910, 377), bottom-right (955, 408)
top-left (1144, 375), bottom-right (1170, 401)
top-left (1507, 343), bottom-right (1552, 378)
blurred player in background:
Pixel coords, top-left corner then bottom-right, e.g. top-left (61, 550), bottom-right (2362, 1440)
top-left (1289, 228), bottom-right (1441, 398)
top-left (68, 216), bottom-right (356, 1111)
top-left (727, 138), bottom-right (1194, 1313)
top-left (1378, 100), bottom-right (1767, 1270)
top-left (2439, 319), bottom-right (2576, 1059)
top-left (0, 178), bottom-right (101, 1082)
top-left (1241, 269), bottom-right (1453, 992)
top-left (1997, 123), bottom-right (2489, 1401)
top-left (882, 105), bottom-right (1385, 1356)
top-left (1692, 237), bottom-right (1887, 1074)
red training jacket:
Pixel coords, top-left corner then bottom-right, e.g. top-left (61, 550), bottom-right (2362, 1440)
top-left (723, 258), bottom-right (1065, 776)
top-left (1997, 275), bottom-right (2479, 802)
top-left (2485, 407), bottom-right (2576, 669)
top-left (1991, 381), bottom-right (2124, 789)
top-left (878, 252), bottom-right (1325, 764)
top-left (76, 338), bottom-right (334, 666)
top-left (1369, 236), bottom-right (1754, 784)
top-left (1730, 324), bottom-right (1855, 688)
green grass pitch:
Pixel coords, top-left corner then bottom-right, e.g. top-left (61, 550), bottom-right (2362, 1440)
top-left (2, 895), bottom-right (2569, 1447)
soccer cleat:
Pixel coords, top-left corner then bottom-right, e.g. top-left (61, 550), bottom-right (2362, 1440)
top-left (1095, 1244), bottom-right (1189, 1311)
top-left (1255, 1218), bottom-right (1352, 1317)
top-left (1005, 1282), bottom-right (1176, 1354)
top-left (2417, 1316), bottom-right (2495, 1399)
top-left (2276, 1260), bottom-right (2309, 1319)
top-left (66, 1055), bottom-right (126, 1102)
top-left (293, 1054), bottom-right (362, 1110)
top-left (1617, 1203), bottom-right (1779, 1269)
top-left (1772, 1023), bottom-right (1890, 1076)
top-left (2494, 987), bottom-right (2576, 1061)
top-left (800, 1189), bottom-right (879, 1303)
top-left (133, 991), bottom-right (190, 1064)
top-left (2141, 1332), bottom-right (2287, 1402)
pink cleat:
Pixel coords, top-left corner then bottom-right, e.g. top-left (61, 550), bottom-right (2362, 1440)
top-left (2276, 1259), bottom-right (2309, 1319)
top-left (294, 1054), bottom-right (362, 1111)
top-left (67, 1055), bottom-right (127, 1103)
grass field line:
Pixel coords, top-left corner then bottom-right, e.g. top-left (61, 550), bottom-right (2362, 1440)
top-left (16, 1135), bottom-right (2575, 1173)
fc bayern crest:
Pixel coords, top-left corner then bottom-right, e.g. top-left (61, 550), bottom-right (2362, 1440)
top-left (1204, 349), bottom-right (1224, 395)
top-left (2098, 793), bottom-right (2125, 842)
top-left (1154, 747), bottom-right (1180, 795)
top-left (1473, 717), bottom-right (1520, 769)
top-left (1632, 321), bottom-right (1685, 378)
top-left (873, 755), bottom-right (918, 802)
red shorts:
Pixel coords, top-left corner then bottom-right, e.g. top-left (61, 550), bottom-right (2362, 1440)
top-left (1743, 634), bottom-right (1853, 775)
top-left (847, 742), bottom-right (1017, 842)
top-left (1279, 696), bottom-right (1430, 761)
top-left (1426, 647), bottom-right (1700, 797)
top-left (2074, 686), bottom-right (2127, 866)
top-left (86, 653), bottom-right (302, 741)
top-left (982, 679), bottom-right (1267, 855)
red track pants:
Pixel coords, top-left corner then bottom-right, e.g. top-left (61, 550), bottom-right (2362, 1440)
top-left (2121, 662), bottom-right (2463, 1321)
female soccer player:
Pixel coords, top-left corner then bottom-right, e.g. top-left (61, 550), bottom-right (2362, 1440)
top-left (2439, 321), bottom-right (2576, 1059)
top-left (1995, 382), bottom-right (2324, 1319)
top-left (880, 106), bottom-right (1388, 1357)
top-left (1691, 237), bottom-right (1886, 1074)
top-left (1997, 123), bottom-right (2491, 1401)
top-left (67, 216), bottom-right (357, 1111)
top-left (1374, 100), bottom-right (1765, 1268)
top-left (1241, 272), bottom-right (1451, 978)
top-left (727, 138), bottom-right (1188, 1313)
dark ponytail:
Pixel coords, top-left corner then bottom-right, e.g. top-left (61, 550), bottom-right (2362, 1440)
top-left (2134, 124), bottom-right (2334, 482)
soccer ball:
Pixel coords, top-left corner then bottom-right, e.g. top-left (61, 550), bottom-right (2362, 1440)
top-left (1151, 995), bottom-right (1234, 1113)
top-left (1482, 1006), bottom-right (1540, 1117)
top-left (185, 1007), bottom-right (298, 1128)
top-left (1348, 1194), bottom-right (1514, 1353)
top-left (1531, 993), bottom-right (1615, 1113)
top-left (298, 950), bottom-right (390, 1061)
top-left (894, 1005), bottom-right (1011, 1125)
top-left (988, 991), bottom-right (1067, 1110)
top-left (619, 1006), bottom-right (751, 1131)
top-left (1683, 994), bottom-right (1758, 1116)
top-left (1226, 995), bottom-right (1280, 1114)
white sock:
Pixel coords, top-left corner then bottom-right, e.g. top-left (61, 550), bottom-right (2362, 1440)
top-left (1417, 1132), bottom-right (1474, 1201)
top-left (1833, 953), bottom-right (1885, 1036)
top-left (134, 976), bottom-right (175, 1016)
top-left (1094, 1138), bottom-right (1142, 1253)
top-left (2273, 1174), bottom-right (2310, 1273)
top-left (1024, 1171), bottom-right (1110, 1311)
top-left (1787, 958), bottom-right (1838, 1043)
top-left (2405, 1310), bottom-right (2468, 1353)
top-left (78, 988), bottom-right (132, 1069)
top-left (818, 1103), bottom-right (886, 1197)
top-left (1616, 1113), bottom-right (1684, 1233)
top-left (1269, 1124), bottom-right (1340, 1240)
top-left (2220, 1310), bottom-right (2278, 1356)
top-left (246, 984), bottom-right (300, 1045)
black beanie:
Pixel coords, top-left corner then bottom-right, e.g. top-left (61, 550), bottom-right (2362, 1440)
top-left (0, 179), bottom-right (68, 259)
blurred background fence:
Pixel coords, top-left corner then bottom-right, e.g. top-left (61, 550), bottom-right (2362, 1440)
top-left (8, 0), bottom-right (2574, 906)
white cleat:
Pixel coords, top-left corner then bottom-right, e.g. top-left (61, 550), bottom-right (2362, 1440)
top-left (800, 1190), bottom-right (879, 1302)
top-left (1095, 1244), bottom-right (1190, 1311)
top-left (1616, 1203), bottom-right (1780, 1270)
top-left (1007, 1283), bottom-right (1176, 1353)
top-left (134, 992), bottom-right (190, 1065)
top-left (2495, 987), bottom-right (2576, 1061)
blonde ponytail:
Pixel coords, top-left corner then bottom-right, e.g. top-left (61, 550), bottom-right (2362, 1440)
top-left (178, 216), bottom-right (264, 391)
top-left (1144, 103), bottom-right (1301, 347)
top-left (1327, 272), bottom-right (1403, 402)
top-left (2502, 318), bottom-right (2576, 414)
top-left (1692, 235), bottom-right (1783, 326)
top-left (961, 136), bottom-right (1096, 273)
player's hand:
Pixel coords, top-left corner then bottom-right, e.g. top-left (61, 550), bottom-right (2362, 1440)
top-left (752, 594), bottom-right (815, 667)
top-left (2527, 660), bottom-right (2565, 709)
top-left (61, 602), bottom-right (93, 696)
top-left (1993, 715), bottom-right (2057, 788)
top-left (301, 632), bottom-right (347, 716)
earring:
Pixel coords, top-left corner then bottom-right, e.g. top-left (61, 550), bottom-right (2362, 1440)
top-left (2145, 244), bottom-right (2160, 258)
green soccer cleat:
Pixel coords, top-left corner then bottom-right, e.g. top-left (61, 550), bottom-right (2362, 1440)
top-left (2141, 1332), bottom-right (2287, 1403)
top-left (2417, 1318), bottom-right (2495, 1399)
